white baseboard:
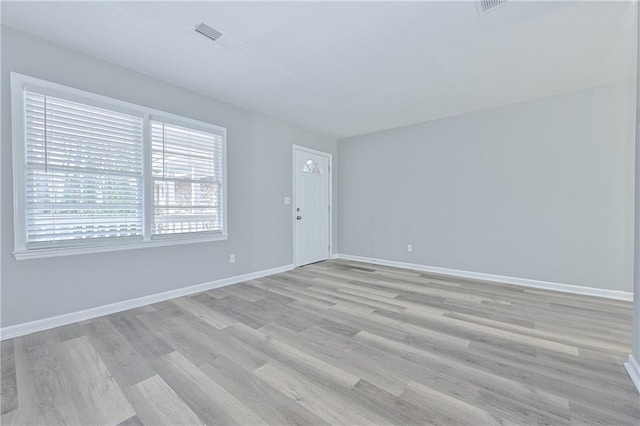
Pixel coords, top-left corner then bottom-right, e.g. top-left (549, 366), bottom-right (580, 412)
top-left (0, 264), bottom-right (294, 341)
top-left (335, 254), bottom-right (633, 301)
top-left (625, 355), bottom-right (640, 393)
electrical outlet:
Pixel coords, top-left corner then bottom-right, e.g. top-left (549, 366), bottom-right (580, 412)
top-left (284, 197), bottom-right (291, 205)
top-left (229, 253), bottom-right (236, 263)
top-left (407, 244), bottom-right (413, 253)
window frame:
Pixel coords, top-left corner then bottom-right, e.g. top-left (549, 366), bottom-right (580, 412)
top-left (149, 116), bottom-right (226, 240)
top-left (11, 72), bottom-right (228, 260)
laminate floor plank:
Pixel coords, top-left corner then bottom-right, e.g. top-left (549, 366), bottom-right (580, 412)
top-left (276, 303), bottom-right (361, 337)
top-left (253, 360), bottom-right (388, 425)
top-left (534, 318), bottom-right (633, 343)
top-left (287, 299), bottom-right (412, 343)
top-left (223, 323), bottom-right (361, 390)
top-left (2, 260), bottom-right (638, 425)
top-left (258, 322), bottom-right (410, 396)
top-left (353, 328), bottom-right (572, 421)
top-left (471, 341), bottom-right (633, 390)
top-left (399, 380), bottom-right (512, 426)
top-left (1, 340), bottom-right (17, 415)
top-left (170, 296), bottom-right (239, 330)
top-left (152, 351), bottom-right (265, 425)
top-left (444, 311), bottom-right (630, 354)
top-left (13, 335), bottom-right (135, 425)
top-left (108, 313), bottom-right (175, 359)
top-left (336, 282), bottom-right (400, 299)
top-left (307, 285), bottom-right (408, 313)
top-left (378, 307), bottom-right (581, 356)
top-left (124, 375), bottom-right (204, 426)
top-left (82, 317), bottom-right (156, 387)
top-left (346, 379), bottom-right (442, 426)
top-left (117, 414), bottom-right (145, 426)
top-left (0, 408), bottom-right (21, 425)
top-left (201, 356), bottom-right (329, 426)
top-left (459, 341), bottom-right (640, 413)
top-left (136, 310), bottom-right (224, 368)
top-left (166, 311), bottom-right (269, 371)
top-left (507, 300), bottom-right (631, 329)
top-left (253, 279), bottom-right (337, 309)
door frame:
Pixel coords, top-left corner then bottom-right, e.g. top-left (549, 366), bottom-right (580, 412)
top-left (292, 144), bottom-right (333, 267)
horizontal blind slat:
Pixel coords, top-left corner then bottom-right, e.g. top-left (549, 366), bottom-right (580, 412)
top-left (27, 164), bottom-right (143, 178)
top-left (27, 148), bottom-right (143, 172)
top-left (28, 95), bottom-right (142, 124)
top-left (27, 109), bottom-right (142, 136)
top-left (26, 130), bottom-right (142, 149)
top-left (26, 122), bottom-right (142, 146)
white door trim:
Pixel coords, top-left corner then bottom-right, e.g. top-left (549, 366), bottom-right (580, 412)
top-left (292, 144), bottom-right (333, 267)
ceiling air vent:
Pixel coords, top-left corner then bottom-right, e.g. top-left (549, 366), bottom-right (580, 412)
top-left (194, 21), bottom-right (246, 51)
top-left (195, 22), bottom-right (223, 42)
top-left (476, 0), bottom-right (510, 15)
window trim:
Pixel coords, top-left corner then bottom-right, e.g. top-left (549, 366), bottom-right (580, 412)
top-left (11, 72), bottom-right (228, 260)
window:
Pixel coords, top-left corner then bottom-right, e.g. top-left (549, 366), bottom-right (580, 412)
top-left (11, 73), bottom-right (227, 259)
top-left (151, 120), bottom-right (224, 235)
top-left (23, 91), bottom-right (145, 246)
top-left (302, 159), bottom-right (323, 174)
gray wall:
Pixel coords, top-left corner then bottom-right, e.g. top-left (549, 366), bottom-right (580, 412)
top-left (0, 27), bottom-right (337, 327)
top-left (339, 82), bottom-right (635, 292)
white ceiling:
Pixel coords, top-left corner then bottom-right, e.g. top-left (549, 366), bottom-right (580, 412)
top-left (2, 1), bottom-right (636, 138)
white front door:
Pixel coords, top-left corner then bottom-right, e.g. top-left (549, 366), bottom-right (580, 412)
top-left (294, 147), bottom-right (330, 267)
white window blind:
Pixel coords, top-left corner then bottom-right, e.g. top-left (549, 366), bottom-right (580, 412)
top-left (24, 89), bottom-right (144, 245)
top-left (151, 120), bottom-right (224, 236)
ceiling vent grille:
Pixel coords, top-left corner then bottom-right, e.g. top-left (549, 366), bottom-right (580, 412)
top-left (195, 22), bottom-right (223, 42)
top-left (477, 0), bottom-right (510, 14)
top-left (193, 21), bottom-right (246, 51)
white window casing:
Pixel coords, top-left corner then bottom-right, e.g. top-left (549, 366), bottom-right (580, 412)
top-left (11, 72), bottom-right (228, 260)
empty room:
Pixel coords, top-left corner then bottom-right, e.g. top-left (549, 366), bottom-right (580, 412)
top-left (1, 1), bottom-right (640, 425)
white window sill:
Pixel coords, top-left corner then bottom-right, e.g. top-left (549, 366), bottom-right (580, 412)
top-left (13, 233), bottom-right (229, 260)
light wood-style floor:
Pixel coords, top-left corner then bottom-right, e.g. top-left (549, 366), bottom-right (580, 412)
top-left (1, 259), bottom-right (639, 425)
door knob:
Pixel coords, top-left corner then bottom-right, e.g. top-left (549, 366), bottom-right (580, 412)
top-left (296, 216), bottom-right (302, 220)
